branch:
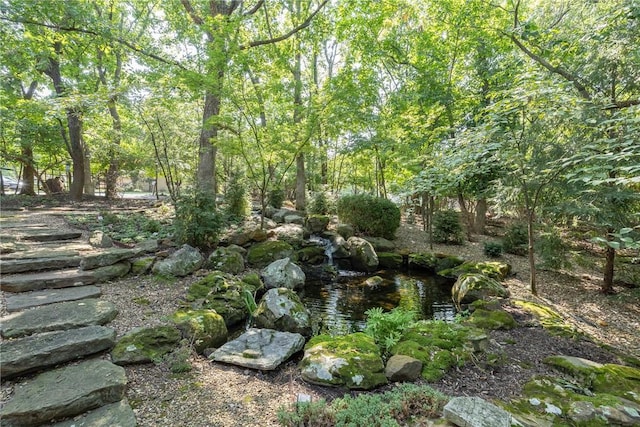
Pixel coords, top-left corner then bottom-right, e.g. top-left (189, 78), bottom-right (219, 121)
top-left (1, 16), bottom-right (188, 71)
top-left (603, 99), bottom-right (640, 110)
top-left (508, 33), bottom-right (592, 101)
top-left (243, 0), bottom-right (264, 16)
top-left (241, 0), bottom-right (328, 50)
top-left (180, 0), bottom-right (204, 25)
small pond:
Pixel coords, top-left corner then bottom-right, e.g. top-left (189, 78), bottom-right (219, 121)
top-left (301, 269), bottom-right (457, 334)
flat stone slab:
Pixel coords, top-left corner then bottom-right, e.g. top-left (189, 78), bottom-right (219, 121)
top-left (51, 400), bottom-right (137, 427)
top-left (19, 230), bottom-right (83, 242)
top-left (443, 396), bottom-right (512, 427)
top-left (80, 247), bottom-right (142, 270)
top-left (0, 268), bottom-right (97, 293)
top-left (211, 328), bottom-right (305, 370)
top-left (0, 325), bottom-right (116, 379)
top-left (5, 285), bottom-right (102, 312)
top-left (0, 359), bottom-right (127, 426)
top-left (0, 248), bottom-right (80, 260)
top-left (0, 299), bottom-right (118, 339)
top-left (0, 256), bottom-right (82, 274)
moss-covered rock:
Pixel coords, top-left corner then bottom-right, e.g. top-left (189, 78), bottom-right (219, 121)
top-left (408, 252), bottom-right (438, 271)
top-left (131, 256), bottom-right (155, 275)
top-left (296, 246), bottom-right (326, 265)
top-left (111, 325), bottom-right (181, 365)
top-left (185, 271), bottom-right (262, 327)
top-left (438, 260), bottom-right (511, 280)
top-left (171, 309), bottom-right (228, 354)
top-left (513, 300), bottom-right (578, 337)
top-left (464, 308), bottom-right (517, 330)
top-left (434, 254), bottom-right (466, 272)
top-left (391, 321), bottom-right (476, 382)
top-left (206, 247), bottom-right (245, 274)
top-left (241, 272), bottom-right (263, 289)
top-left (246, 240), bottom-right (295, 268)
top-left (452, 273), bottom-right (509, 308)
top-left (300, 333), bottom-right (388, 390)
top-left (306, 215), bottom-right (330, 234)
top-left (377, 252), bottom-right (403, 269)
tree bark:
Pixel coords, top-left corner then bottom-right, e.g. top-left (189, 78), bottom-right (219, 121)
top-left (19, 146), bottom-right (36, 196)
top-left (104, 97), bottom-right (122, 199)
top-left (527, 209), bottom-right (537, 295)
top-left (474, 198), bottom-right (487, 234)
top-left (198, 90), bottom-right (221, 195)
top-left (602, 229), bottom-right (616, 294)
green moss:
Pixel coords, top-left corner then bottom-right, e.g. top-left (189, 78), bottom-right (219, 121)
top-left (464, 308), bottom-right (517, 330)
top-left (240, 273), bottom-right (263, 290)
top-left (171, 309), bottom-right (228, 353)
top-left (112, 325), bottom-right (181, 364)
top-left (514, 300), bottom-right (578, 337)
top-left (434, 254), bottom-right (466, 272)
top-left (438, 261), bottom-right (511, 280)
top-left (297, 246), bottom-right (326, 264)
top-left (246, 240), bottom-right (295, 267)
top-left (408, 252), bottom-right (438, 271)
top-left (376, 252), bottom-right (403, 269)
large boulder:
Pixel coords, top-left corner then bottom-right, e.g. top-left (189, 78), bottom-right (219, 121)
top-left (185, 271), bottom-right (263, 327)
top-left (306, 215), bottom-right (330, 234)
top-left (80, 248), bottom-right (142, 270)
top-left (324, 232), bottom-right (350, 259)
top-left (363, 237), bottom-right (395, 252)
top-left (261, 258), bottom-right (306, 290)
top-left (300, 333), bottom-right (388, 390)
top-left (272, 224), bottom-right (305, 247)
top-left (438, 260), bottom-right (511, 280)
top-left (171, 309), bottom-right (228, 354)
top-left (111, 325), bottom-right (181, 365)
top-left (452, 273), bottom-right (510, 307)
top-left (207, 247), bottom-right (245, 274)
top-left (152, 244), bottom-right (203, 277)
top-left (246, 240), bottom-right (295, 268)
top-left (347, 237), bottom-right (379, 272)
top-left (296, 245), bottom-right (326, 265)
top-left (385, 354), bottom-right (423, 382)
top-left (211, 328), bottom-right (305, 370)
top-left (252, 288), bottom-right (312, 337)
top-left (444, 397), bottom-right (513, 427)
top-left (377, 252), bottom-right (403, 269)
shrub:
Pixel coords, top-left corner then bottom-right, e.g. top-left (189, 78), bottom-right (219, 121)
top-left (502, 222), bottom-right (528, 255)
top-left (364, 307), bottom-right (417, 357)
top-left (536, 231), bottom-right (571, 271)
top-left (336, 194), bottom-right (400, 239)
top-left (173, 190), bottom-right (222, 250)
top-left (277, 384), bottom-right (448, 427)
top-left (432, 210), bottom-right (464, 244)
top-left (268, 187), bottom-right (285, 209)
top-left (483, 241), bottom-right (503, 258)
top-left (223, 173), bottom-right (249, 221)
top-left (308, 190), bottom-right (330, 215)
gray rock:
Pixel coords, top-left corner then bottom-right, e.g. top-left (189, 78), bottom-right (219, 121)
top-left (136, 238), bottom-right (159, 253)
top-left (385, 355), bottom-right (423, 382)
top-left (80, 248), bottom-right (141, 270)
top-left (207, 247), bottom-right (245, 274)
top-left (171, 309), bottom-right (228, 354)
top-left (51, 400), bottom-right (137, 427)
top-left (211, 328), bottom-right (305, 370)
top-left (89, 230), bottom-right (113, 248)
top-left (325, 232), bottom-right (350, 259)
top-left (0, 248), bottom-right (79, 260)
top-left (92, 261), bottom-right (131, 282)
top-left (443, 396), bottom-right (512, 427)
top-left (21, 229), bottom-right (82, 242)
top-left (0, 359), bottom-right (127, 426)
top-left (111, 325), bottom-right (181, 365)
top-left (5, 285), bottom-right (101, 312)
top-left (0, 299), bottom-right (118, 339)
top-left (336, 223), bottom-right (355, 240)
top-left (305, 215), bottom-right (330, 233)
top-left (253, 288), bottom-right (312, 337)
top-left (363, 236), bottom-right (395, 252)
top-left (0, 325), bottom-right (116, 379)
top-left (152, 244), bottom-right (204, 277)
top-left (0, 256), bottom-right (82, 274)
top-left (284, 214), bottom-right (305, 225)
top-left (1, 269), bottom-right (97, 293)
top-left (261, 257), bottom-right (306, 290)
top-left (130, 256), bottom-right (155, 275)
top-left (273, 209), bottom-right (300, 223)
top-left (347, 237), bottom-right (379, 272)
top-left (272, 224), bottom-right (305, 247)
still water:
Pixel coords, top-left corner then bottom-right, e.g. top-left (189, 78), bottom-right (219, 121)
top-left (301, 270), bottom-right (456, 334)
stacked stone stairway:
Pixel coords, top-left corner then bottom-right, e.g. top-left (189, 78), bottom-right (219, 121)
top-left (0, 218), bottom-right (138, 426)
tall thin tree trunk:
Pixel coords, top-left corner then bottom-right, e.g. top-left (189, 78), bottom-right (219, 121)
top-left (292, 1), bottom-right (305, 211)
top-left (198, 90), bottom-right (221, 196)
top-left (526, 209), bottom-right (537, 295)
top-left (475, 198), bottom-right (487, 234)
top-left (602, 228), bottom-right (616, 294)
top-left (105, 98), bottom-right (122, 199)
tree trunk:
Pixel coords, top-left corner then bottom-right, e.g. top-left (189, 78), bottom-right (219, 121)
top-left (197, 90), bottom-right (221, 196)
top-left (295, 153), bottom-right (306, 211)
top-left (474, 198), bottom-right (487, 234)
top-left (527, 210), bottom-right (537, 295)
top-left (602, 229), bottom-right (616, 294)
top-left (104, 98), bottom-right (122, 199)
top-left (457, 191), bottom-right (473, 241)
top-left (19, 146), bottom-right (36, 196)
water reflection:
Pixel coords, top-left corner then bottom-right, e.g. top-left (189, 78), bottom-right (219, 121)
top-left (302, 270), bottom-right (456, 334)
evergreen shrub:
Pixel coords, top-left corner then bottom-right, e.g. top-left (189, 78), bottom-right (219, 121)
top-left (223, 173), bottom-right (249, 221)
top-left (173, 190), bottom-right (222, 250)
top-left (308, 190), bottom-right (331, 215)
top-left (268, 187), bottom-right (285, 209)
top-left (336, 194), bottom-right (400, 239)
top-left (536, 231), bottom-right (571, 270)
top-left (483, 241), bottom-right (503, 258)
top-left (502, 223), bottom-right (528, 255)
top-left (432, 210), bottom-right (464, 244)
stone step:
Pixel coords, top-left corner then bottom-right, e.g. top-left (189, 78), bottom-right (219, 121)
top-left (1, 262), bottom-right (130, 293)
top-left (0, 298), bottom-right (118, 339)
top-left (0, 229), bottom-right (83, 243)
top-left (0, 222), bottom-right (50, 229)
top-left (5, 285), bottom-right (102, 312)
top-left (0, 248), bottom-right (81, 260)
top-left (0, 358), bottom-right (127, 426)
top-left (0, 325), bottom-right (117, 379)
top-left (1, 256), bottom-right (83, 274)
top-left (51, 400), bottom-right (137, 427)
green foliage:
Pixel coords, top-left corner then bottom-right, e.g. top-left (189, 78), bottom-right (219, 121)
top-left (308, 190), bottom-right (331, 215)
top-left (173, 190), bottom-right (223, 250)
top-left (364, 307), bottom-right (417, 357)
top-left (223, 173), bottom-right (250, 221)
top-left (65, 211), bottom-right (171, 243)
top-left (502, 223), bottom-right (528, 256)
top-left (432, 210), bottom-right (464, 245)
top-left (268, 188), bottom-right (285, 209)
top-left (536, 231), bottom-right (571, 271)
top-left (277, 384), bottom-right (448, 427)
top-left (337, 194), bottom-right (400, 239)
top-left (483, 241), bottom-right (503, 258)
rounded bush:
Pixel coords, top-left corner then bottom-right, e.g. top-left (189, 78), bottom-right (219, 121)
top-left (432, 210), bottom-right (463, 244)
top-left (502, 223), bottom-right (528, 255)
top-left (337, 194), bottom-right (400, 239)
top-left (173, 190), bottom-right (222, 250)
top-left (483, 241), bottom-right (503, 258)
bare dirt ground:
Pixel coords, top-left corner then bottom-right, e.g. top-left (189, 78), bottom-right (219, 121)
top-left (1, 197), bottom-right (639, 426)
